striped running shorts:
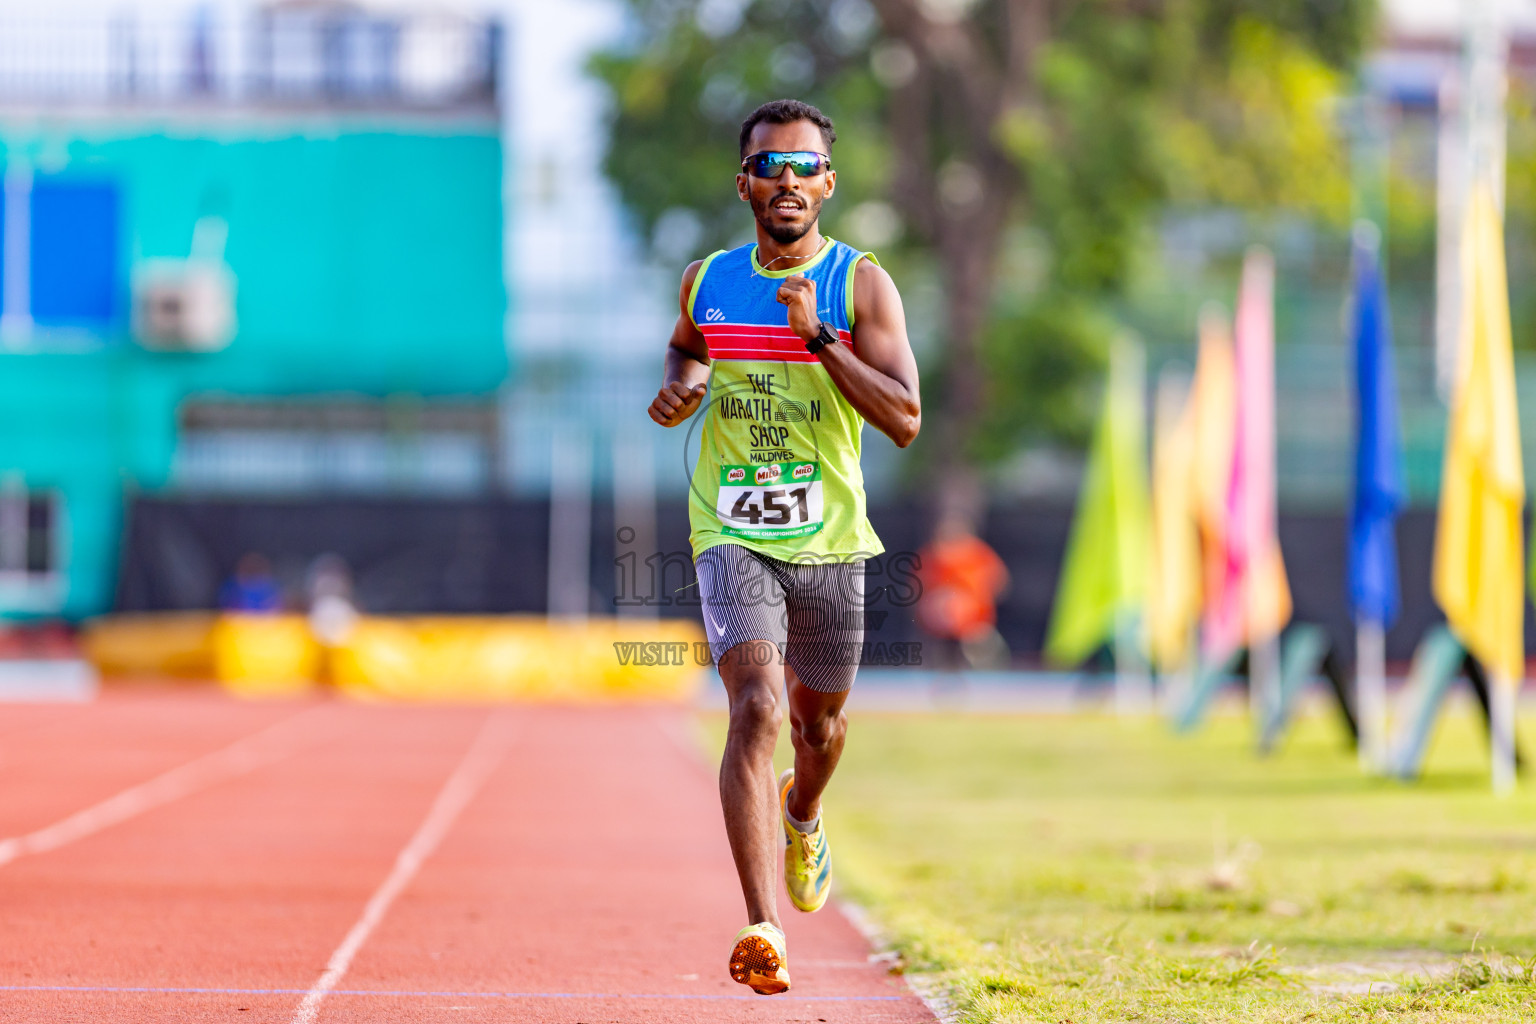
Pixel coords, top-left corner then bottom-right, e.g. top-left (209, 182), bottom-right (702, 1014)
top-left (693, 543), bottom-right (867, 693)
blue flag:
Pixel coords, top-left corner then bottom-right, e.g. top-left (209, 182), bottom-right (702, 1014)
top-left (1349, 228), bottom-right (1406, 627)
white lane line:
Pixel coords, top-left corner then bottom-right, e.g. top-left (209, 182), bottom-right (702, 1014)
top-left (290, 713), bottom-right (511, 1024)
top-left (0, 706), bottom-right (324, 868)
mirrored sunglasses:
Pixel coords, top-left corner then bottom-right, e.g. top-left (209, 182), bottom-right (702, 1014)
top-left (741, 151), bottom-right (832, 179)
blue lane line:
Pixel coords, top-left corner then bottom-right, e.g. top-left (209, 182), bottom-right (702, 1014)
top-left (0, 984), bottom-right (904, 1002)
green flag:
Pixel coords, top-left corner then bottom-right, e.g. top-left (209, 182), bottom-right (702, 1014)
top-left (1045, 336), bottom-right (1151, 666)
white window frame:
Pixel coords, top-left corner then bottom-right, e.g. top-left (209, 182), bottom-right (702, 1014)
top-left (0, 476), bottom-right (66, 614)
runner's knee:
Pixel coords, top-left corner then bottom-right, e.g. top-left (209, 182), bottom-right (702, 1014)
top-left (728, 687), bottom-right (783, 743)
top-left (793, 707), bottom-right (845, 753)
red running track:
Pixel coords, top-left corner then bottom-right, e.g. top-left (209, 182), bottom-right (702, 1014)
top-left (0, 690), bottom-right (935, 1023)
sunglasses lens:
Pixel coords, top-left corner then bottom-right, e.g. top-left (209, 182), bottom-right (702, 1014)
top-left (745, 152), bottom-right (828, 177)
top-left (787, 154), bottom-right (826, 176)
top-left (748, 153), bottom-right (785, 177)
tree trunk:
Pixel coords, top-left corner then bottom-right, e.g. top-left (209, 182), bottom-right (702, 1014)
top-left (933, 190), bottom-right (1008, 530)
top-left (869, 0), bottom-right (1047, 528)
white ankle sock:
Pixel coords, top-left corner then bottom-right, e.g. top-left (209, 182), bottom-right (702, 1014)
top-left (785, 789), bottom-right (820, 834)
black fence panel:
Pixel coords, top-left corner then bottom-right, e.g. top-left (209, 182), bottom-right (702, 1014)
top-left (119, 498), bottom-right (1502, 667)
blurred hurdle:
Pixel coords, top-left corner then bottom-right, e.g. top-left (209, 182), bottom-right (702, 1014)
top-left (1257, 624), bottom-right (1357, 754)
top-left (1169, 650), bottom-right (1240, 732)
top-left (1170, 624), bottom-right (1357, 752)
top-left (1386, 625), bottom-right (1524, 781)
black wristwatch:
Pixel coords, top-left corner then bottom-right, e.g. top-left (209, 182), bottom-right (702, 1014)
top-left (805, 321), bottom-right (837, 355)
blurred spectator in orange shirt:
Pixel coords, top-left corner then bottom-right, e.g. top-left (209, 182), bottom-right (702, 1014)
top-left (916, 515), bottom-right (1011, 670)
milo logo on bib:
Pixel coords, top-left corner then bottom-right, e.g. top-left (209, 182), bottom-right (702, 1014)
top-left (716, 461), bottom-right (824, 540)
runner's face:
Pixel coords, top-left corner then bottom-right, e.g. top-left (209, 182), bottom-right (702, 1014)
top-left (737, 121), bottom-right (835, 245)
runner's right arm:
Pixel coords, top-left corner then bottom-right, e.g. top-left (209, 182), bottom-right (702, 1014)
top-left (649, 260), bottom-right (712, 427)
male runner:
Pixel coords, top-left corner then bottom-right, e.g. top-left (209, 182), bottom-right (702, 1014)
top-left (647, 98), bottom-right (921, 995)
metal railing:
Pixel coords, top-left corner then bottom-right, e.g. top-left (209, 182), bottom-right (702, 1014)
top-left (0, 7), bottom-right (500, 110)
top-left (171, 399), bottom-right (501, 496)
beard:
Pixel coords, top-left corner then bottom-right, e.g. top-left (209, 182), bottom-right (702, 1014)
top-left (751, 191), bottom-right (823, 244)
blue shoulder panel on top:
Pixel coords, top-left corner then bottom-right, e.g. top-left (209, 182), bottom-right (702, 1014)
top-left (691, 240), bottom-right (864, 334)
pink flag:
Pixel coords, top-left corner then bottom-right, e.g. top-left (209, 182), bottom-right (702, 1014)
top-left (1205, 248), bottom-right (1292, 659)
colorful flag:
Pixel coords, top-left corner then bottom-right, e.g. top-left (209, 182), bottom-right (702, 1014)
top-left (1189, 307), bottom-right (1237, 652)
top-left (1146, 370), bottom-right (1201, 670)
top-left (1206, 248), bottom-right (1292, 659)
top-left (1348, 226), bottom-right (1406, 628)
top-left (1434, 182), bottom-right (1524, 683)
top-left (1045, 336), bottom-right (1151, 667)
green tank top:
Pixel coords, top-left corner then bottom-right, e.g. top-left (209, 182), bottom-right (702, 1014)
top-left (685, 238), bottom-right (884, 563)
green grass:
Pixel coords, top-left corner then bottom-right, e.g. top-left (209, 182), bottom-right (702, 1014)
top-left (699, 702), bottom-right (1536, 1022)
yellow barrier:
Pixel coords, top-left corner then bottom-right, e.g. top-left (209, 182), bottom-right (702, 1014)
top-left (211, 615), bottom-right (321, 697)
top-left (82, 612), bottom-right (707, 703)
top-left (80, 612), bottom-right (218, 679)
top-left (330, 616), bottom-right (706, 702)
top-left (81, 612), bottom-right (319, 696)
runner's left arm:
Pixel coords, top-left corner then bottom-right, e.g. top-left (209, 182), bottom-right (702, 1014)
top-left (776, 261), bottom-right (921, 447)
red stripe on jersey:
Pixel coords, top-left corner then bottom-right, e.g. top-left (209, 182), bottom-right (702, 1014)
top-left (701, 323), bottom-right (853, 362)
top-left (710, 350), bottom-right (823, 363)
top-left (702, 323), bottom-right (851, 339)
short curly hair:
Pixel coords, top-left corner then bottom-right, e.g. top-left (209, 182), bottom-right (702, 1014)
top-left (739, 99), bottom-right (837, 158)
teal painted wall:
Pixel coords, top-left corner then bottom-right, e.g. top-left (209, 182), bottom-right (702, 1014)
top-left (0, 118), bottom-right (508, 618)
top-left (0, 353), bottom-right (179, 615)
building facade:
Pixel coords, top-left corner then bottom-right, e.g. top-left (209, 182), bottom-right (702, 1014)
top-left (0, 6), bottom-right (509, 619)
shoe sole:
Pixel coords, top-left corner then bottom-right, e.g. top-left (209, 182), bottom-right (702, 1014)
top-left (729, 933), bottom-right (790, 995)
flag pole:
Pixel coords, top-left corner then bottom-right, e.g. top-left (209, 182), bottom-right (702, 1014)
top-left (1250, 637), bottom-right (1281, 730)
top-left (1355, 619), bottom-right (1386, 771)
top-left (1114, 611), bottom-right (1153, 715)
top-left (1491, 675), bottom-right (1516, 795)
top-left (1470, 0), bottom-right (1514, 798)
top-left (1159, 622), bottom-right (1198, 719)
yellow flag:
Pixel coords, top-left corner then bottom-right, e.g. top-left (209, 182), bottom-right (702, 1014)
top-left (1433, 182), bottom-right (1525, 683)
top-left (1147, 371), bottom-right (1201, 670)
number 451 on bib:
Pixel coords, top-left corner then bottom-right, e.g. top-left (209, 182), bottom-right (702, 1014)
top-left (716, 461), bottom-right (824, 540)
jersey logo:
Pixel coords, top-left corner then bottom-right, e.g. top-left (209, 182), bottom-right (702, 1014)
top-left (703, 307), bottom-right (726, 323)
top-left (755, 465), bottom-right (782, 485)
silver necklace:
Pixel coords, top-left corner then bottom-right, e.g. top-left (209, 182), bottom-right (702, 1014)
top-left (757, 241), bottom-right (823, 271)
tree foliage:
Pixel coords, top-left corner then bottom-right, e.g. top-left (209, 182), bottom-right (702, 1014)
top-left (588, 0), bottom-right (891, 256)
top-left (590, 0), bottom-right (1374, 486)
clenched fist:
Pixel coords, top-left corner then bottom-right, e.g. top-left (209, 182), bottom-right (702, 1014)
top-left (776, 274), bottom-right (821, 343)
top-left (649, 381), bottom-right (708, 427)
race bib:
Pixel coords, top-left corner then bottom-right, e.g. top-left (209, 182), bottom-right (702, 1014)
top-left (716, 461), bottom-right (824, 540)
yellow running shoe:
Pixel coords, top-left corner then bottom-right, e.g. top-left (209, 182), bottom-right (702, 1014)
top-left (728, 922), bottom-right (790, 994)
top-left (779, 768), bottom-right (832, 913)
